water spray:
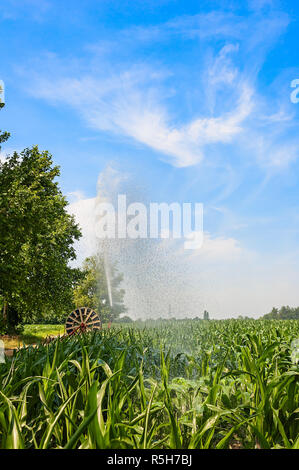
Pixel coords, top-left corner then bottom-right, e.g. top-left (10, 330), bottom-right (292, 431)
top-left (103, 251), bottom-right (113, 328)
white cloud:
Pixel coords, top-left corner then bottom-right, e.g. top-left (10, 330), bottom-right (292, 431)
top-left (186, 232), bottom-right (242, 260)
top-left (67, 195), bottom-right (97, 266)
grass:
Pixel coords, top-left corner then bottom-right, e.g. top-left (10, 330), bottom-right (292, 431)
top-left (1, 324), bottom-right (65, 349)
top-left (1, 324), bottom-right (117, 349)
top-left (0, 319), bottom-right (298, 449)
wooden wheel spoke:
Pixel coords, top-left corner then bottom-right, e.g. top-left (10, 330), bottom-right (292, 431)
top-left (85, 318), bottom-right (101, 325)
top-left (89, 315), bottom-right (98, 321)
top-left (79, 308), bottom-right (83, 323)
top-left (85, 309), bottom-right (93, 323)
top-left (66, 308), bottom-right (101, 335)
top-left (68, 317), bottom-right (81, 325)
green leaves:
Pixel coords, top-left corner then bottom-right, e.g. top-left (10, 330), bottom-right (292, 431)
top-left (0, 145), bottom-right (82, 330)
top-left (0, 130), bottom-right (10, 150)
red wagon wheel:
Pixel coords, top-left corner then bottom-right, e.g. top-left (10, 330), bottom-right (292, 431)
top-left (65, 307), bottom-right (101, 335)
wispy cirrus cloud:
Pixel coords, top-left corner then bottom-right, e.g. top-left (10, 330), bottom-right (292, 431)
top-left (21, 7), bottom-right (298, 171)
top-left (25, 55), bottom-right (255, 168)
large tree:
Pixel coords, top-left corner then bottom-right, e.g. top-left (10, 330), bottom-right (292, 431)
top-left (73, 255), bottom-right (127, 323)
top-left (262, 306), bottom-right (299, 320)
top-left (0, 143), bottom-right (82, 332)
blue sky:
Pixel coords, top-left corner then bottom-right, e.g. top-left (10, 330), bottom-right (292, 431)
top-left (1, 0), bottom-right (299, 317)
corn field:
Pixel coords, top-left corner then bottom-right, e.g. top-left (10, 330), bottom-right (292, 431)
top-left (0, 319), bottom-right (298, 449)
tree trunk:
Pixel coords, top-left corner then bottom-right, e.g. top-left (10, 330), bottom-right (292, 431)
top-left (2, 299), bottom-right (9, 334)
top-left (2, 299), bottom-right (7, 323)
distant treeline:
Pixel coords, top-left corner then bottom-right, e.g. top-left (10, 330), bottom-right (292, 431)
top-left (262, 306), bottom-right (299, 320)
top-left (22, 307), bottom-right (299, 326)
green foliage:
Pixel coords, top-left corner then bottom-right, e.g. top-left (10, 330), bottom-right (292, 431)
top-left (0, 144), bottom-right (82, 331)
top-left (0, 130), bottom-right (10, 150)
top-left (23, 309), bottom-right (67, 325)
top-left (262, 306), bottom-right (299, 320)
top-left (118, 316), bottom-right (133, 323)
top-left (0, 319), bottom-right (298, 449)
top-left (73, 255), bottom-right (126, 323)
top-left (203, 310), bottom-right (210, 320)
